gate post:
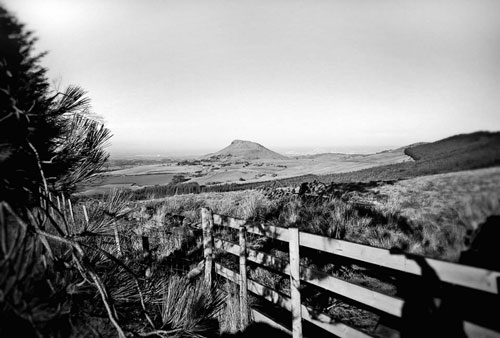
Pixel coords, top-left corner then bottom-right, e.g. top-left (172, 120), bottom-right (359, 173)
top-left (289, 227), bottom-right (303, 338)
top-left (201, 208), bottom-right (214, 287)
top-left (239, 224), bottom-right (249, 329)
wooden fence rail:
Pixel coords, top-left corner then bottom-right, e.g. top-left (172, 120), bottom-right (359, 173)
top-left (202, 208), bottom-right (500, 338)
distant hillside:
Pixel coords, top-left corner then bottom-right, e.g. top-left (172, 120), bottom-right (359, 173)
top-left (205, 139), bottom-right (288, 160)
top-left (404, 132), bottom-right (500, 161)
top-left (222, 131), bottom-right (500, 188)
top-left (316, 131), bottom-right (500, 183)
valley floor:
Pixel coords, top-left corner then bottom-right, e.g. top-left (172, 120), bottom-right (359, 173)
top-left (81, 148), bottom-right (412, 194)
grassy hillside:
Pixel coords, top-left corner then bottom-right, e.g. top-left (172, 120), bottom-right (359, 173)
top-left (404, 131), bottom-right (500, 161)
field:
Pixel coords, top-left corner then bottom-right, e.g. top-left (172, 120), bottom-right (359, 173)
top-left (79, 148), bottom-right (411, 195)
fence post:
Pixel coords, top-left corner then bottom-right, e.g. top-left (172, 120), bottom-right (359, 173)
top-left (289, 227), bottom-right (303, 338)
top-left (239, 224), bottom-right (249, 329)
top-left (201, 208), bottom-right (214, 287)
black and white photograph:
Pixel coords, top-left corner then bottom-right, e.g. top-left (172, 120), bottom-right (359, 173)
top-left (1, 0), bottom-right (500, 337)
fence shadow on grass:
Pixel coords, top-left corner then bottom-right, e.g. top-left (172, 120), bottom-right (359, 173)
top-left (389, 247), bottom-right (467, 338)
top-left (388, 215), bottom-right (500, 338)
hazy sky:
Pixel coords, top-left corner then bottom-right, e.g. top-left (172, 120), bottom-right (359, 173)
top-left (5, 0), bottom-right (500, 156)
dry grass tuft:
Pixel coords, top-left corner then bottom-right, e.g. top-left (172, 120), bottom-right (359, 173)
top-left (160, 276), bottom-right (226, 338)
top-left (218, 281), bottom-right (242, 334)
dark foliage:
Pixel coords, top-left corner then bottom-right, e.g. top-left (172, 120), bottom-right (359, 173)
top-left (0, 6), bottom-right (118, 338)
top-left (1, 6), bottom-right (52, 206)
top-left (0, 6), bottom-right (111, 207)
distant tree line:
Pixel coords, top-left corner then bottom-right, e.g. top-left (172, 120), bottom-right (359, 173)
top-left (129, 181), bottom-right (202, 200)
top-left (128, 180), bottom-right (271, 200)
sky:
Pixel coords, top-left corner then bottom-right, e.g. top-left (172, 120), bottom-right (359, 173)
top-left (4, 0), bottom-right (500, 157)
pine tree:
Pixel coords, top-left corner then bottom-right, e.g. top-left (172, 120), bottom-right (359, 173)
top-left (0, 5), bottom-right (111, 207)
top-left (0, 6), bottom-right (113, 337)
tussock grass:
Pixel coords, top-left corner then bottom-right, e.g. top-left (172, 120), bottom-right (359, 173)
top-left (160, 276), bottom-right (226, 338)
top-left (270, 197), bottom-right (422, 256)
top-left (218, 281), bottom-right (243, 334)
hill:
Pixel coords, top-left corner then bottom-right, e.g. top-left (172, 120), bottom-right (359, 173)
top-left (204, 139), bottom-right (288, 160)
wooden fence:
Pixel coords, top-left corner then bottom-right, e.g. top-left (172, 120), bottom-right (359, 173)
top-left (200, 208), bottom-right (500, 338)
top-left (36, 189), bottom-right (500, 338)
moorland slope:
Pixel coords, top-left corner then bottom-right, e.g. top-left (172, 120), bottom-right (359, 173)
top-left (266, 131), bottom-right (500, 186)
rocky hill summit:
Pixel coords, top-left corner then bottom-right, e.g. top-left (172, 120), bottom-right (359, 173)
top-left (205, 140), bottom-right (288, 160)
